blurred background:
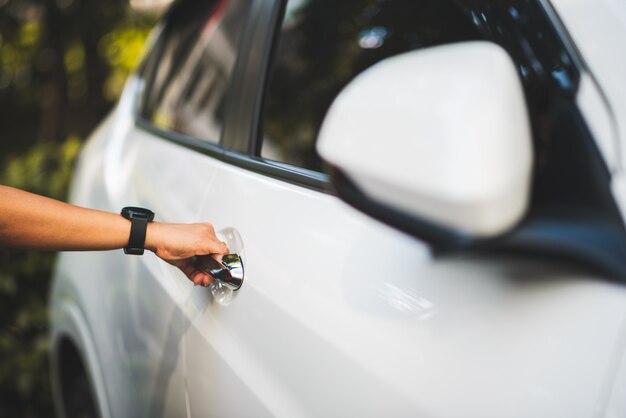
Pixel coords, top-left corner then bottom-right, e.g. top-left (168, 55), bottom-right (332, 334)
top-left (0, 0), bottom-right (168, 415)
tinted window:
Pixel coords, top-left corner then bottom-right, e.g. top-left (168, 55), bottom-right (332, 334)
top-left (140, 0), bottom-right (252, 144)
top-left (260, 0), bottom-right (480, 171)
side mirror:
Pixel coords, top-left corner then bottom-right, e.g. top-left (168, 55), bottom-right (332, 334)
top-left (317, 41), bottom-right (533, 248)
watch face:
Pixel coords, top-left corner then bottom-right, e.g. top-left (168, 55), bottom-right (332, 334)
top-left (121, 206), bottom-right (155, 221)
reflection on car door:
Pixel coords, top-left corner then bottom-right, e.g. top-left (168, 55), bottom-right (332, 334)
top-left (183, 157), bottom-right (435, 416)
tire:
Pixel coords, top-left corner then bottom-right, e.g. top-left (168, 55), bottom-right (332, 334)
top-left (64, 373), bottom-right (99, 418)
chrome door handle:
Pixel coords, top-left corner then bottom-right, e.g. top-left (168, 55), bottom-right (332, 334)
top-left (194, 254), bottom-right (245, 290)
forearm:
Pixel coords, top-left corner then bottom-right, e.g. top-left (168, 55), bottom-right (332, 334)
top-left (0, 186), bottom-right (228, 285)
top-left (0, 185), bottom-right (132, 251)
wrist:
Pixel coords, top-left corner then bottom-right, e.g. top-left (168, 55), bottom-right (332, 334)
top-left (145, 222), bottom-right (162, 253)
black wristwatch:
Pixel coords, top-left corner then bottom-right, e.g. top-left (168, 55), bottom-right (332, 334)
top-left (121, 206), bottom-right (155, 255)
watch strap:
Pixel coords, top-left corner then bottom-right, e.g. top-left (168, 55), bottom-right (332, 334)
top-left (124, 217), bottom-right (148, 255)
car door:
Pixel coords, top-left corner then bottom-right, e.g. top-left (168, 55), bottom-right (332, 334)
top-left (101, 0), bottom-right (258, 416)
top-left (170, 1), bottom-right (626, 418)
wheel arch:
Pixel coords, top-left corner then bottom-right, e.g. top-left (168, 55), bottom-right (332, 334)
top-left (50, 299), bottom-right (111, 418)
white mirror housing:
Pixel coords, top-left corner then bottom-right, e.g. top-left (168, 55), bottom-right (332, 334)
top-left (317, 41), bottom-right (533, 238)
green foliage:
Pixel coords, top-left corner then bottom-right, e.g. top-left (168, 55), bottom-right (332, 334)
top-left (0, 19), bottom-right (41, 104)
top-left (0, 137), bottom-right (81, 417)
top-left (3, 137), bottom-right (81, 199)
top-left (0, 0), bottom-right (158, 415)
top-left (100, 22), bottom-right (153, 101)
top-left (64, 40), bottom-right (88, 101)
top-left (0, 0), bottom-right (158, 154)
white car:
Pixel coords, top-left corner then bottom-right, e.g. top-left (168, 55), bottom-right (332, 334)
top-left (50, 0), bottom-right (626, 417)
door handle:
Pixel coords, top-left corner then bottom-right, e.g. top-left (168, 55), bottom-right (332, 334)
top-left (194, 254), bottom-right (244, 290)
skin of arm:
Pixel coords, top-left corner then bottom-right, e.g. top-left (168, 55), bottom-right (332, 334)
top-left (0, 185), bottom-right (227, 286)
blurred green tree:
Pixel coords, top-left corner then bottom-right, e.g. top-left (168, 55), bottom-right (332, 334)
top-left (0, 0), bottom-right (156, 155)
top-left (0, 0), bottom-right (158, 415)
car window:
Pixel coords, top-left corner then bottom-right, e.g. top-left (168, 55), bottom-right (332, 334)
top-left (139, 0), bottom-right (252, 144)
top-left (259, 0), bottom-right (481, 172)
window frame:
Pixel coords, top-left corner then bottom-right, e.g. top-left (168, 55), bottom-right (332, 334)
top-left (134, 0), bottom-right (331, 193)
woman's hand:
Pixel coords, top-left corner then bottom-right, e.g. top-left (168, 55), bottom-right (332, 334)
top-left (146, 222), bottom-right (229, 287)
top-left (0, 186), bottom-right (227, 287)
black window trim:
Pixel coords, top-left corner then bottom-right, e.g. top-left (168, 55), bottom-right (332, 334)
top-left (535, 0), bottom-right (585, 71)
top-left (133, 0), bottom-right (331, 193)
top-left (246, 0), bottom-right (285, 158)
top-left (135, 117), bottom-right (329, 190)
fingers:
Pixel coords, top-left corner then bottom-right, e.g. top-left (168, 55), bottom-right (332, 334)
top-left (152, 221), bottom-right (229, 287)
top-left (154, 222), bottom-right (229, 258)
top-left (196, 239), bottom-right (228, 257)
top-left (177, 259), bottom-right (213, 287)
top-left (215, 241), bottom-right (230, 255)
top-left (195, 223), bottom-right (229, 255)
top-left (190, 270), bottom-right (213, 287)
